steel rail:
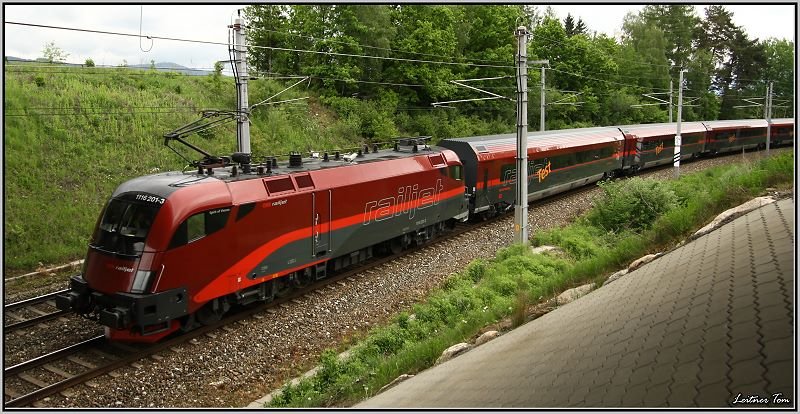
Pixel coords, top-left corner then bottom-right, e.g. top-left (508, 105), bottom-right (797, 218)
top-left (4, 310), bottom-right (72, 332)
top-left (5, 289), bottom-right (70, 311)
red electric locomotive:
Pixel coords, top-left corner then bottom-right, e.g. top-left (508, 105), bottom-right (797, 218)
top-left (57, 139), bottom-right (468, 342)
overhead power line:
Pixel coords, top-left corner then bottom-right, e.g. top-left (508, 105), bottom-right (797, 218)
top-left (6, 21), bottom-right (515, 69)
top-left (249, 26), bottom-right (510, 65)
top-left (533, 33), bottom-right (676, 70)
top-left (250, 69), bottom-right (425, 87)
top-left (547, 67), bottom-right (672, 92)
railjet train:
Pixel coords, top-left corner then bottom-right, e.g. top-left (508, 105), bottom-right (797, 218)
top-left (56, 118), bottom-right (794, 342)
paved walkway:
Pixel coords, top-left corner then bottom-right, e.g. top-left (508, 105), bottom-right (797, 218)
top-left (358, 198), bottom-right (795, 408)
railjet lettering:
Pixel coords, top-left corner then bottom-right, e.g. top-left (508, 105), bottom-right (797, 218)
top-left (501, 160), bottom-right (550, 184)
top-left (363, 179), bottom-right (443, 225)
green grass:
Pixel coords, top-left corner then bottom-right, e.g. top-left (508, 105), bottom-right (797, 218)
top-left (265, 151), bottom-right (794, 407)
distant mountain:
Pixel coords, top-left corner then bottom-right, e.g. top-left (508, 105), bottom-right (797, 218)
top-left (129, 62), bottom-right (212, 76)
top-left (4, 56), bottom-right (213, 76)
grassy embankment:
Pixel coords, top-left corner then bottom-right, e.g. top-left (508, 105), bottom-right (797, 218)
top-left (265, 151), bottom-right (794, 407)
top-left (3, 64), bottom-right (338, 271)
top-left (4, 63), bottom-right (513, 273)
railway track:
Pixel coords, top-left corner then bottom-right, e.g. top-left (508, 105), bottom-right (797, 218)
top-left (3, 208), bottom-right (510, 408)
top-left (4, 290), bottom-right (73, 334)
top-left (5, 146), bottom-right (785, 407)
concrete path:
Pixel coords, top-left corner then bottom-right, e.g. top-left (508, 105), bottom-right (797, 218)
top-left (358, 199), bottom-right (795, 408)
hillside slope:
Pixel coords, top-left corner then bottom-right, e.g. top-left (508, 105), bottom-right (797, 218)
top-left (2, 65), bottom-right (360, 271)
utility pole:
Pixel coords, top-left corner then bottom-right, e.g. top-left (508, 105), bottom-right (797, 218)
top-left (765, 81), bottom-right (773, 155)
top-left (232, 11), bottom-right (250, 155)
top-left (668, 79), bottom-right (673, 123)
top-left (514, 26), bottom-right (529, 245)
top-left (674, 69), bottom-right (686, 178)
top-left (540, 66), bottom-right (546, 131)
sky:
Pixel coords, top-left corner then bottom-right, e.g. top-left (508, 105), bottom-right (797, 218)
top-left (3, 4), bottom-right (796, 70)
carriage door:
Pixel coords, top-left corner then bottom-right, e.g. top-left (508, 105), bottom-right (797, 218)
top-left (312, 190), bottom-right (331, 258)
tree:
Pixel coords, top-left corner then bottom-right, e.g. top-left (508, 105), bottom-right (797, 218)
top-left (564, 13), bottom-right (575, 36)
top-left (245, 5), bottom-right (292, 74)
top-left (684, 48), bottom-right (719, 121)
top-left (84, 58), bottom-right (95, 67)
top-left (639, 5), bottom-right (699, 72)
top-left (564, 14), bottom-right (588, 37)
top-left (211, 61), bottom-right (225, 94)
top-left (386, 5), bottom-right (462, 102)
top-left (620, 12), bottom-right (671, 91)
top-left (41, 41), bottom-right (69, 63)
top-left (760, 38), bottom-right (794, 117)
top-left (574, 18), bottom-right (587, 36)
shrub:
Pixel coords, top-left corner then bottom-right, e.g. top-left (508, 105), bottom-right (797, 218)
top-left (587, 177), bottom-right (679, 233)
top-left (534, 224), bottom-right (608, 260)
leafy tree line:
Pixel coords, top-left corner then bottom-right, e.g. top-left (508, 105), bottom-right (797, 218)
top-left (244, 5), bottom-right (792, 141)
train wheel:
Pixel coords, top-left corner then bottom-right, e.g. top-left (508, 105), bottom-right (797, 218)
top-left (293, 269), bottom-right (313, 289)
top-left (179, 314), bottom-right (196, 332)
top-left (196, 299), bottom-right (227, 325)
top-left (389, 237), bottom-right (403, 255)
top-left (273, 276), bottom-right (292, 298)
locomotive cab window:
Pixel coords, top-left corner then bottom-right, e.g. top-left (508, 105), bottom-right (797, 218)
top-left (449, 165), bottom-right (463, 180)
top-left (90, 195), bottom-right (161, 257)
top-left (169, 207), bottom-right (231, 249)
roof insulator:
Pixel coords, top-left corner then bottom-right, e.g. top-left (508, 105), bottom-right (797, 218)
top-left (289, 152), bottom-right (303, 167)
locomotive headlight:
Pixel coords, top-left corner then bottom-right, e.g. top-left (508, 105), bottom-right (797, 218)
top-left (131, 270), bottom-right (155, 294)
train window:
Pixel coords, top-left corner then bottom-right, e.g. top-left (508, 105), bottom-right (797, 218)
top-left (449, 165), bottom-right (463, 180)
top-left (169, 207), bottom-right (231, 249)
top-left (186, 214), bottom-right (205, 242)
top-left (236, 203), bottom-right (256, 221)
top-left (91, 197), bottom-right (160, 257)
